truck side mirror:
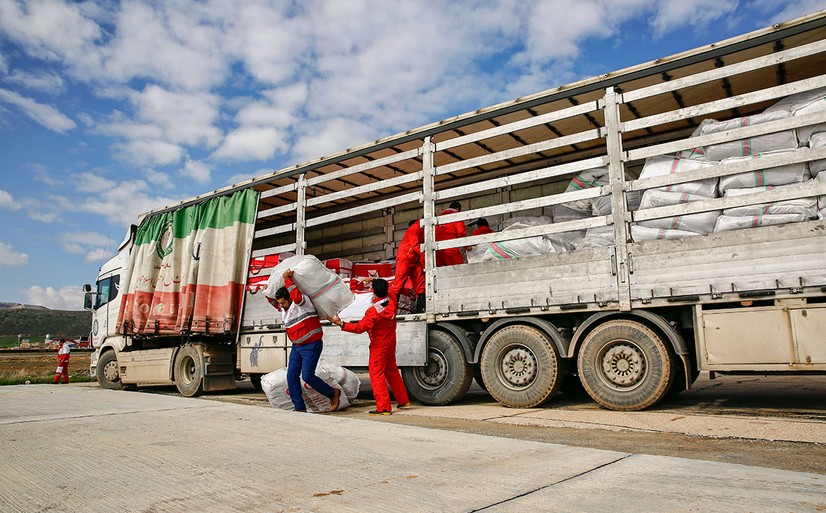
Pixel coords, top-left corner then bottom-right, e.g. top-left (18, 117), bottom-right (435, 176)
top-left (84, 292), bottom-right (93, 311)
top-left (83, 284), bottom-right (92, 292)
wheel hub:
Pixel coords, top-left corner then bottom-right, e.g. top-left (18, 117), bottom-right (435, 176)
top-left (601, 343), bottom-right (645, 387)
top-left (417, 349), bottom-right (448, 389)
top-left (102, 360), bottom-right (118, 382)
top-left (500, 347), bottom-right (537, 387)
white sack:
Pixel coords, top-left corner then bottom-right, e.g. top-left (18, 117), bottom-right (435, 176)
top-left (631, 225), bottom-right (700, 241)
top-left (700, 111), bottom-right (798, 161)
top-left (481, 223), bottom-right (568, 261)
top-left (261, 363), bottom-right (360, 412)
top-left (810, 132), bottom-right (826, 178)
top-left (338, 292), bottom-right (375, 320)
top-left (575, 226), bottom-right (614, 249)
top-left (714, 214), bottom-right (808, 233)
top-left (263, 255), bottom-right (355, 319)
top-left (502, 216), bottom-right (552, 229)
top-left (637, 189), bottom-right (720, 234)
top-left (561, 167), bottom-right (609, 214)
top-left (551, 205), bottom-right (587, 247)
top-left (718, 151), bottom-right (810, 193)
top-left (723, 185), bottom-right (817, 218)
top-left (638, 155), bottom-right (719, 197)
top-left (466, 243), bottom-right (490, 263)
top-left (764, 86), bottom-right (826, 143)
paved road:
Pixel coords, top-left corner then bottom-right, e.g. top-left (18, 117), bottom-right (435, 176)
top-left (1, 384), bottom-right (824, 513)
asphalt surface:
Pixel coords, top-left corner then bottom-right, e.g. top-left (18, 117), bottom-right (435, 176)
top-left (1, 383), bottom-right (824, 513)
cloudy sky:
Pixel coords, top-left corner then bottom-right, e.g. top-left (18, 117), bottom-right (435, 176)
top-left (1, 0), bottom-right (824, 310)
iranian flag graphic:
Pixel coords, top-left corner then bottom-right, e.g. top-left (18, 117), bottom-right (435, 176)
top-left (117, 189), bottom-right (258, 335)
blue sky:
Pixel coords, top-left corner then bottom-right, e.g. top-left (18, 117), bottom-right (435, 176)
top-left (1, 0), bottom-right (824, 310)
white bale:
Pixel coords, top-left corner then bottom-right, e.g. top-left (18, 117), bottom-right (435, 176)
top-left (550, 205), bottom-right (587, 247)
top-left (764, 86), bottom-right (826, 143)
top-left (260, 362), bottom-right (360, 412)
top-left (481, 223), bottom-right (569, 261)
top-left (714, 214), bottom-right (808, 232)
top-left (502, 216), bottom-right (552, 228)
top-left (723, 184), bottom-right (817, 218)
top-left (631, 225), bottom-right (700, 241)
top-left (718, 151), bottom-right (810, 194)
top-left (338, 292), bottom-right (375, 320)
top-left (638, 155), bottom-right (719, 197)
top-left (561, 167), bottom-right (609, 214)
top-left (263, 254), bottom-right (355, 318)
top-left (466, 243), bottom-right (489, 263)
top-left (700, 111), bottom-right (797, 161)
top-left (575, 226), bottom-right (614, 249)
top-left (810, 132), bottom-right (826, 178)
top-left (817, 172), bottom-right (826, 210)
top-left (636, 189), bottom-right (720, 234)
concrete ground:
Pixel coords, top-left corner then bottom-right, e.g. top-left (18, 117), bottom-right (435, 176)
top-left (1, 383), bottom-right (824, 513)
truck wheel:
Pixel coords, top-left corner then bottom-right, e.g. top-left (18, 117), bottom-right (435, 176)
top-left (480, 325), bottom-right (561, 408)
top-left (402, 330), bottom-right (473, 405)
top-left (577, 319), bottom-right (674, 411)
top-left (174, 344), bottom-right (205, 397)
top-left (96, 350), bottom-right (124, 390)
top-left (249, 373), bottom-right (263, 392)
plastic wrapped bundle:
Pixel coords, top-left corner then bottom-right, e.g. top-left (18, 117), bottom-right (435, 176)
top-left (699, 112), bottom-right (798, 161)
top-left (263, 254), bottom-right (355, 318)
top-left (810, 133), bottom-right (826, 178)
top-left (551, 205), bottom-right (587, 247)
top-left (560, 167), bottom-right (609, 214)
top-left (764, 86), bottom-right (826, 143)
top-left (338, 291), bottom-right (375, 320)
top-left (723, 185), bottom-right (817, 219)
top-left (261, 363), bottom-right (360, 412)
top-left (718, 151), bottom-right (810, 194)
top-left (638, 155), bottom-right (719, 197)
top-left (575, 226), bottom-right (614, 249)
top-left (636, 190), bottom-right (720, 234)
top-left (714, 214), bottom-right (808, 232)
top-left (631, 225), bottom-right (701, 241)
top-left (482, 223), bottom-right (570, 261)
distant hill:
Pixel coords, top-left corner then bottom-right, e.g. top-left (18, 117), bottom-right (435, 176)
top-left (0, 307), bottom-right (90, 337)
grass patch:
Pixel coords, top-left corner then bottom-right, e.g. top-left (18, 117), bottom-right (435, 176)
top-left (0, 370), bottom-right (95, 385)
top-left (0, 353), bottom-right (94, 386)
top-left (0, 337), bottom-right (19, 349)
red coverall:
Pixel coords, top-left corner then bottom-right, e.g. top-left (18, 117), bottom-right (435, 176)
top-left (340, 296), bottom-right (410, 413)
top-left (53, 342), bottom-right (70, 384)
top-left (471, 225), bottom-right (495, 237)
top-left (435, 208), bottom-right (467, 267)
top-left (391, 221), bottom-right (425, 297)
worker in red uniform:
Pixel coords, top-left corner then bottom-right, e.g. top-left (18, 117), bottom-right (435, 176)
top-left (269, 269), bottom-right (341, 412)
top-left (328, 278), bottom-right (410, 415)
top-left (53, 339), bottom-right (70, 384)
top-left (469, 218), bottom-right (495, 237)
top-left (435, 201), bottom-right (467, 267)
top-left (391, 219), bottom-right (426, 312)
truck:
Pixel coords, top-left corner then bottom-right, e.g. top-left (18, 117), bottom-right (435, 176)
top-left (86, 11), bottom-right (826, 411)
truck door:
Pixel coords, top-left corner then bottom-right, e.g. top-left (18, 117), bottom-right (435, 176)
top-left (93, 273), bottom-right (121, 342)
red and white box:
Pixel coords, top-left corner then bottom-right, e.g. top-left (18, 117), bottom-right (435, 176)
top-left (352, 262), bottom-right (394, 279)
top-left (323, 258), bottom-right (354, 279)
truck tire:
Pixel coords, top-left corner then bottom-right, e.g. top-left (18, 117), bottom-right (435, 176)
top-left (577, 319), bottom-right (674, 411)
top-left (480, 325), bottom-right (561, 408)
top-left (249, 373), bottom-right (263, 392)
top-left (174, 344), bottom-right (205, 397)
top-left (96, 350), bottom-right (124, 390)
top-left (402, 330), bottom-right (473, 405)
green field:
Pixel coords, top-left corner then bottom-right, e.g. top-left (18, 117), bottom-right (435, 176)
top-left (0, 337), bottom-right (19, 349)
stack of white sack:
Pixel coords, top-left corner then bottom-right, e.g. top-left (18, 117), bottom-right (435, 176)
top-left (810, 132), bottom-right (826, 178)
top-left (261, 363), bottom-right (360, 412)
top-left (721, 183), bottom-right (818, 218)
top-left (575, 226), bottom-right (614, 249)
top-left (698, 112), bottom-right (798, 162)
top-left (551, 167), bottom-right (608, 247)
top-left (718, 151), bottom-right (810, 194)
top-left (763, 86), bottom-right (826, 144)
top-left (633, 154), bottom-right (720, 241)
top-left (482, 221), bottom-right (570, 261)
top-left (635, 190), bottom-right (721, 234)
top-left (263, 254), bottom-right (355, 318)
top-left (817, 173), bottom-right (826, 219)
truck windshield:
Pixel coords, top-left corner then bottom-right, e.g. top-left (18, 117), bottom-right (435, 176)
top-left (95, 275), bottom-right (120, 310)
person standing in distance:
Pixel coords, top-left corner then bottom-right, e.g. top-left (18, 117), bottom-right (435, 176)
top-left (269, 269), bottom-right (341, 412)
top-left (328, 278), bottom-right (410, 415)
top-left (53, 339), bottom-right (70, 384)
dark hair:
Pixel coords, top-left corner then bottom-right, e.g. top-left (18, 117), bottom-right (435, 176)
top-left (408, 219), bottom-right (417, 227)
top-left (274, 287), bottom-right (290, 301)
top-left (372, 278), bottom-right (389, 298)
top-left (476, 218), bottom-right (489, 227)
top-left (449, 201), bottom-right (461, 210)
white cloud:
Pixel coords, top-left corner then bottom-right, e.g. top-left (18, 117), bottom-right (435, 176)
top-left (130, 85), bottom-right (222, 147)
top-left (649, 0), bottom-right (739, 37)
top-left (181, 159), bottom-right (211, 183)
top-left (23, 285), bottom-right (84, 310)
top-left (73, 178), bottom-right (178, 226)
top-left (114, 138), bottom-right (184, 167)
top-left (71, 172), bottom-right (116, 193)
top-left (0, 241), bottom-right (28, 267)
top-left (0, 88), bottom-right (75, 132)
top-left (0, 188), bottom-right (21, 210)
top-left (212, 126), bottom-right (286, 161)
top-left (2, 68), bottom-right (64, 92)
top-left (759, 0), bottom-right (826, 24)
top-left (59, 231), bottom-right (108, 254)
top-left (143, 168), bottom-right (173, 189)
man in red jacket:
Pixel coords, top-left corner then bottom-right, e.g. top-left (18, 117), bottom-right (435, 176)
top-left (328, 278), bottom-right (410, 415)
top-left (391, 219), bottom-right (426, 312)
top-left (270, 269), bottom-right (341, 412)
top-left (53, 339), bottom-right (70, 384)
top-left (435, 201), bottom-right (467, 267)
